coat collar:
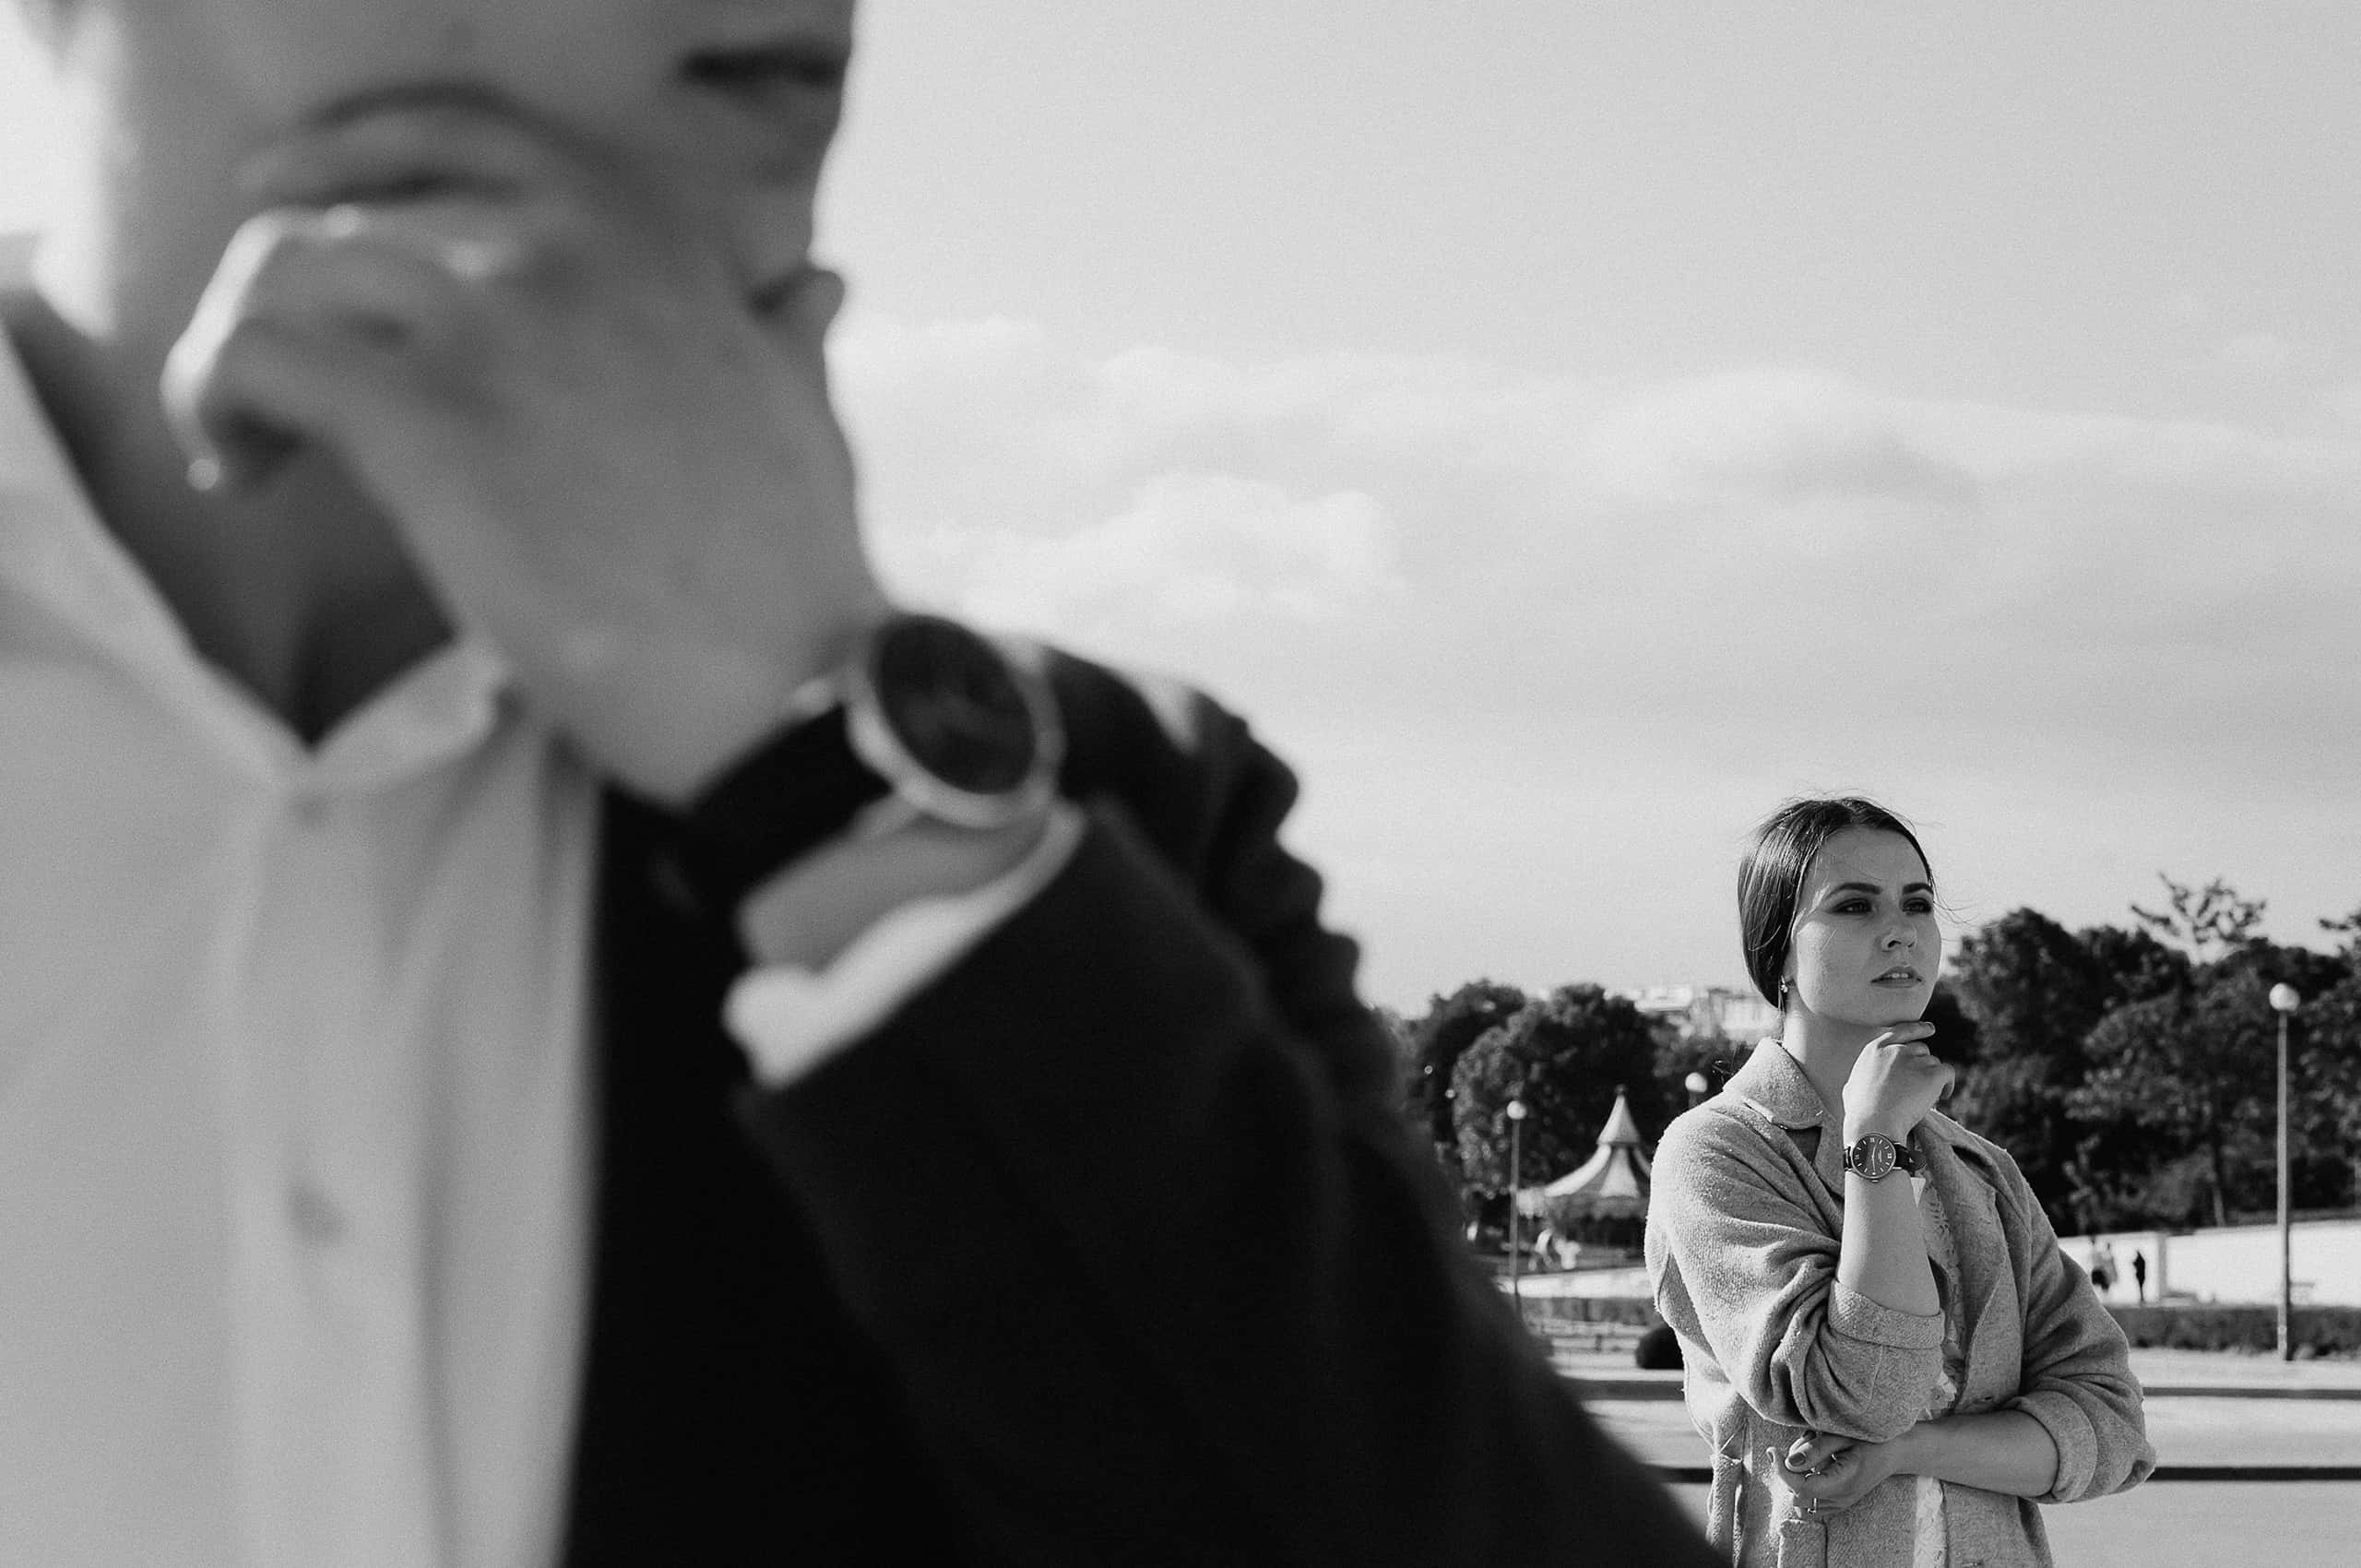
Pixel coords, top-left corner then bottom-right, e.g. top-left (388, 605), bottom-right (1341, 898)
top-left (1725, 1038), bottom-right (1848, 1189)
top-left (1725, 1037), bottom-right (1832, 1132)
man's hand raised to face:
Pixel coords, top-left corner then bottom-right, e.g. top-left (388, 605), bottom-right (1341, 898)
top-left (162, 90), bottom-right (889, 804)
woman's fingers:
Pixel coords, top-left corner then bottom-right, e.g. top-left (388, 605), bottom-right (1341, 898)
top-left (1786, 1431), bottom-right (1852, 1473)
top-left (1771, 1440), bottom-right (1875, 1514)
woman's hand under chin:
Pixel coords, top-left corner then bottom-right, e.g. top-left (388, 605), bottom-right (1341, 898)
top-left (1840, 1021), bottom-right (1954, 1139)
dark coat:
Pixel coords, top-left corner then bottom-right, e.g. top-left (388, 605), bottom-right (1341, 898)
top-left (562, 651), bottom-right (1716, 1567)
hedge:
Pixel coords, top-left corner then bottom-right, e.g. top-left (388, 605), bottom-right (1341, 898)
top-left (1511, 1294), bottom-right (1663, 1335)
top-left (2105, 1303), bottom-right (2361, 1357)
top-left (1505, 1295), bottom-right (2361, 1357)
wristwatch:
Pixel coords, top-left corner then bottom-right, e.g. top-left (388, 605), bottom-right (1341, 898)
top-left (1841, 1132), bottom-right (1925, 1182)
top-left (671, 612), bottom-right (1064, 916)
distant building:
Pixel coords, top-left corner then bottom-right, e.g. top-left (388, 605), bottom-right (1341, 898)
top-left (1618, 983), bottom-right (1781, 1043)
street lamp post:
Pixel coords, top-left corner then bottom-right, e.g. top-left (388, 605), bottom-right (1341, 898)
top-left (1684, 1071), bottom-right (1710, 1110)
top-left (2269, 983), bottom-right (2302, 1361)
top-left (1505, 1099), bottom-right (1528, 1314)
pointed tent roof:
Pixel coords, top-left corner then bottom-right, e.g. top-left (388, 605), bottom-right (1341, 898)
top-left (1520, 1088), bottom-right (1652, 1220)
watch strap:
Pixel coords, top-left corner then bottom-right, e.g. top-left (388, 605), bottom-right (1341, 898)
top-left (670, 702), bottom-right (891, 918)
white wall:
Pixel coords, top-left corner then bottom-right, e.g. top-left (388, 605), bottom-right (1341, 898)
top-left (2062, 1218), bottom-right (2361, 1307)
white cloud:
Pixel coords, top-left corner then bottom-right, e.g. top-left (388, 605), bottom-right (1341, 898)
top-left (2220, 331), bottom-right (2297, 376)
top-left (1574, 368), bottom-right (1979, 511)
top-left (874, 471), bottom-right (1403, 633)
top-left (830, 310), bottom-right (2361, 801)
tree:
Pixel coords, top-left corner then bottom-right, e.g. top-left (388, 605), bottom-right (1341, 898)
top-left (2131, 873), bottom-right (2267, 962)
top-left (1401, 980), bottom-right (1526, 1177)
top-left (2071, 967), bottom-right (2315, 1228)
top-left (1450, 984), bottom-right (1667, 1202)
top-left (1922, 982), bottom-right (1983, 1069)
top-left (2047, 921), bottom-right (2201, 1229)
top-left (2296, 969), bottom-right (2361, 1209)
top-left (2319, 903), bottom-right (2361, 959)
top-left (1370, 1005), bottom-right (1416, 1077)
top-left (1947, 909), bottom-right (2114, 1225)
top-left (1652, 1026), bottom-right (1743, 1121)
top-left (2075, 922), bottom-right (2191, 1014)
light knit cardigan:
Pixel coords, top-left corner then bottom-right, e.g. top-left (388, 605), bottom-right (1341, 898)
top-left (1645, 1039), bottom-right (2153, 1568)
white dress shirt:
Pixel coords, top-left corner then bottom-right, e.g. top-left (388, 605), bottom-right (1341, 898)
top-left (0, 326), bottom-right (1072, 1566)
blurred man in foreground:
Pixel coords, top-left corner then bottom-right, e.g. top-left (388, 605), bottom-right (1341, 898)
top-left (0, 2), bottom-right (1717, 1562)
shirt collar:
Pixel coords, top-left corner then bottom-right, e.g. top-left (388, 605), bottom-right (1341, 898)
top-left (0, 306), bottom-right (516, 793)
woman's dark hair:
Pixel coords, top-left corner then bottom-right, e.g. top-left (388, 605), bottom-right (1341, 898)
top-left (1738, 797), bottom-right (1933, 1006)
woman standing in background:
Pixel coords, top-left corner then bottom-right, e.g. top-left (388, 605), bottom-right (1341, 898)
top-left (1646, 797), bottom-right (2151, 1566)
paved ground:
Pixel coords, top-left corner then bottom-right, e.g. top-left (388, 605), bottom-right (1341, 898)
top-left (1562, 1347), bottom-right (2361, 1565)
top-left (1658, 1480), bottom-right (2361, 1566)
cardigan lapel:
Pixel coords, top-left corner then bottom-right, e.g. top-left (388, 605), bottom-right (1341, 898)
top-left (1914, 1118), bottom-right (2022, 1408)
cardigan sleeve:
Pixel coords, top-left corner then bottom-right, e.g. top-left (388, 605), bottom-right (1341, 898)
top-left (1991, 1155), bottom-right (2155, 1502)
top-left (1647, 1111), bottom-right (1944, 1443)
top-left (729, 663), bottom-right (1720, 1568)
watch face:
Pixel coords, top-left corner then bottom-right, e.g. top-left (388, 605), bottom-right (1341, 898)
top-left (870, 617), bottom-right (1042, 792)
top-left (848, 614), bottom-right (1065, 828)
top-left (1848, 1135), bottom-right (1897, 1182)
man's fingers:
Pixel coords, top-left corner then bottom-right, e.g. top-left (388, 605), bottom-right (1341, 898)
top-left (164, 208), bottom-right (496, 488)
top-left (237, 89), bottom-right (593, 211)
top-left (177, 206), bottom-right (481, 358)
top-left (164, 315), bottom-right (430, 492)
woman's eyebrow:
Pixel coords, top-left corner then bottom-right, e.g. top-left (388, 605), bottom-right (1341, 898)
top-left (1821, 880), bottom-right (1883, 897)
top-left (1817, 879), bottom-right (1936, 899)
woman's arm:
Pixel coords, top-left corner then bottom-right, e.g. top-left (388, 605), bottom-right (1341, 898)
top-left (1991, 1154), bottom-right (2156, 1501)
top-left (1835, 1161), bottom-right (1938, 1317)
top-left (1647, 1121), bottom-right (1944, 1443)
top-left (1778, 1410), bottom-right (2058, 1514)
top-left (1894, 1409), bottom-right (2059, 1495)
top-left (1833, 1028), bottom-right (1952, 1318)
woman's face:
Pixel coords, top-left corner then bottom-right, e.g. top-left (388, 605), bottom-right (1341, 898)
top-left (1785, 826), bottom-right (1940, 1031)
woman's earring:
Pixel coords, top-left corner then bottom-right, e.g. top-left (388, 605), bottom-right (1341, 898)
top-left (1778, 978), bottom-right (1792, 1003)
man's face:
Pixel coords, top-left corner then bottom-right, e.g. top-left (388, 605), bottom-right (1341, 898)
top-left (56, 0), bottom-right (853, 308)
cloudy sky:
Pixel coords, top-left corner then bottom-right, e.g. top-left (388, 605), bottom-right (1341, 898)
top-left (4, 4), bottom-right (2356, 1012)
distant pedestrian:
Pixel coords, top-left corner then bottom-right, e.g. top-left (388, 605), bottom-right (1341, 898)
top-left (2091, 1241), bottom-right (2116, 1297)
top-left (2132, 1251), bottom-right (2149, 1303)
